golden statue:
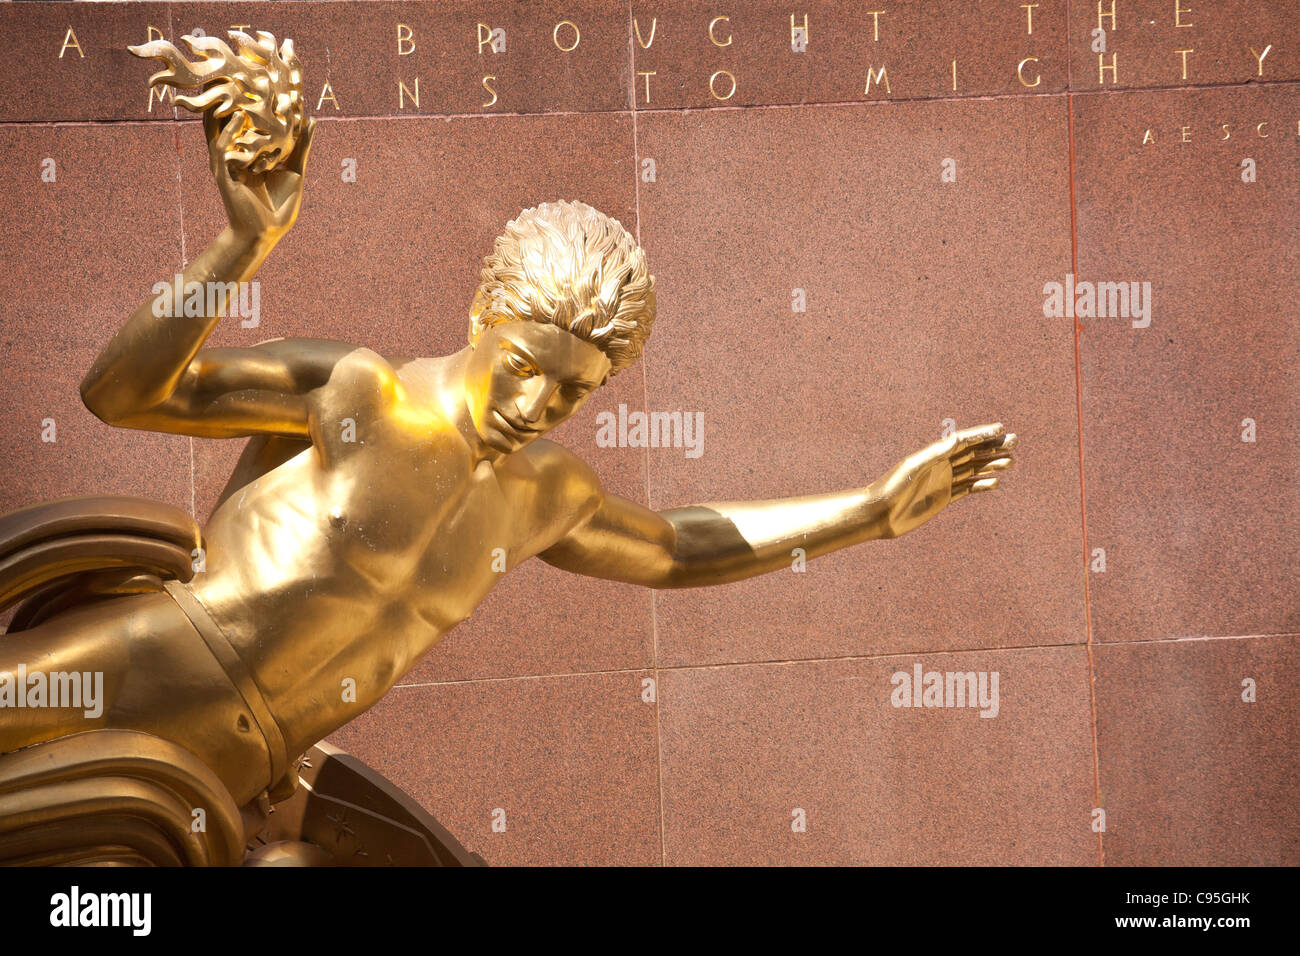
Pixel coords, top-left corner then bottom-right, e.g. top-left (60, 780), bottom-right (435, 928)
top-left (0, 32), bottom-right (1015, 866)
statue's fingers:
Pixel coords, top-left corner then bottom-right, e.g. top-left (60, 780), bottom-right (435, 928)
top-left (960, 432), bottom-right (1017, 469)
top-left (952, 436), bottom-right (1015, 469)
top-left (203, 111), bottom-right (226, 177)
top-left (953, 455), bottom-right (1014, 485)
top-left (215, 116), bottom-right (243, 167)
top-left (948, 476), bottom-right (998, 500)
top-left (953, 471), bottom-right (998, 491)
top-left (951, 456), bottom-right (974, 479)
top-left (204, 109), bottom-right (239, 154)
top-left (951, 423), bottom-right (1005, 458)
top-left (209, 118), bottom-right (251, 189)
top-left (966, 450), bottom-right (1016, 471)
top-left (977, 457), bottom-right (1014, 474)
top-left (285, 116), bottom-right (316, 176)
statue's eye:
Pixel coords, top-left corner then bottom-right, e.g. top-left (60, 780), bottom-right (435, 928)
top-left (503, 351), bottom-right (535, 376)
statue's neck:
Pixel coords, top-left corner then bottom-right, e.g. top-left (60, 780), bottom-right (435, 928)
top-left (421, 347), bottom-right (501, 467)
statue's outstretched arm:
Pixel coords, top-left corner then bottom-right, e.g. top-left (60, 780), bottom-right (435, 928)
top-left (540, 424), bottom-right (1016, 589)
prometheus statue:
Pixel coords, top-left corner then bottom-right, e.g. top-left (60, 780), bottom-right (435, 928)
top-left (0, 31), bottom-right (1016, 866)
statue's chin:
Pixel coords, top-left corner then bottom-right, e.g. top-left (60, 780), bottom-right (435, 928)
top-left (480, 427), bottom-right (521, 454)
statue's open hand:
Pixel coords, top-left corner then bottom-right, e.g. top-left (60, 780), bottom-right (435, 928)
top-left (875, 423), bottom-right (1017, 538)
top-left (206, 111), bottom-right (315, 245)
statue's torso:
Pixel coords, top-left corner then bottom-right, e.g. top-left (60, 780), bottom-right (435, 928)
top-left (188, 350), bottom-right (576, 752)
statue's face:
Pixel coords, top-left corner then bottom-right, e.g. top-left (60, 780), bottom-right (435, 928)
top-left (465, 319), bottom-right (612, 454)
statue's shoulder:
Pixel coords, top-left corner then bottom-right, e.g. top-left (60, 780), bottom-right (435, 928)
top-left (325, 344), bottom-right (399, 380)
top-left (307, 345), bottom-right (408, 413)
top-left (506, 439), bottom-right (605, 545)
top-left (515, 439), bottom-right (603, 502)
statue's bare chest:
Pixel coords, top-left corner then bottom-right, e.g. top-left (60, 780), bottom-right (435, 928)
top-left (309, 416), bottom-right (519, 595)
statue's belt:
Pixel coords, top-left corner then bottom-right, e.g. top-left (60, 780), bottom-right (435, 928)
top-left (162, 579), bottom-right (290, 791)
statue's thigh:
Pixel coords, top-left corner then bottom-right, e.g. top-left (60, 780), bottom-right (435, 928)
top-left (0, 592), bottom-right (273, 805)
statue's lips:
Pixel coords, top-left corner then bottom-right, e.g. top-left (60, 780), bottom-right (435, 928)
top-left (491, 408), bottom-right (542, 437)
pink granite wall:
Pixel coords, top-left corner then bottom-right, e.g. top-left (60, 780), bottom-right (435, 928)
top-left (0, 1), bottom-right (1296, 865)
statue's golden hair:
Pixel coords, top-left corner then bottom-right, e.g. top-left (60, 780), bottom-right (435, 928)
top-left (470, 200), bottom-right (656, 376)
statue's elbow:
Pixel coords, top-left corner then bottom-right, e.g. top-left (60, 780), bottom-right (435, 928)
top-left (651, 567), bottom-right (686, 590)
top-left (646, 555), bottom-right (691, 590)
top-left (652, 556), bottom-right (733, 590)
top-left (79, 374), bottom-right (109, 422)
top-left (79, 374), bottom-right (132, 427)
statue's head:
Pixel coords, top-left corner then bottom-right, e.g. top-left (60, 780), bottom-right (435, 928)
top-left (464, 200), bottom-right (656, 453)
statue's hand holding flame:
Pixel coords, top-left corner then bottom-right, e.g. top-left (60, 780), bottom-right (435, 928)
top-left (130, 30), bottom-right (315, 245)
top-left (874, 424), bottom-right (1017, 538)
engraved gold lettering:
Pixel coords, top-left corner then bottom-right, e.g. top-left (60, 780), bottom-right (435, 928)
top-left (1098, 0), bottom-right (1117, 31)
top-left (709, 16), bottom-right (732, 47)
top-left (317, 80), bottom-right (340, 111)
top-left (1017, 56), bottom-right (1041, 87)
top-left (1021, 3), bottom-right (1039, 34)
top-left (144, 27), bottom-right (170, 110)
top-left (634, 17), bottom-right (658, 49)
top-left (1098, 52), bottom-right (1118, 84)
top-left (398, 77), bottom-right (420, 109)
top-left (864, 65), bottom-right (891, 95)
top-left (553, 21), bottom-right (580, 52)
top-left (709, 69), bottom-right (736, 100)
top-left (148, 83), bottom-right (172, 112)
top-left (1250, 44), bottom-right (1272, 77)
top-left (59, 26), bottom-right (85, 59)
top-left (791, 13), bottom-right (809, 47)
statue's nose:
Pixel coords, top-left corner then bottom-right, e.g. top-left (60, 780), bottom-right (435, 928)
top-left (518, 379), bottom-right (558, 423)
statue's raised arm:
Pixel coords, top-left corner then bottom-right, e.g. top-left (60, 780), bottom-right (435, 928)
top-left (80, 31), bottom-right (323, 439)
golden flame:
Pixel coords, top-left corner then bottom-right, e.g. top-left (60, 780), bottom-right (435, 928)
top-left (129, 30), bottom-right (305, 174)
